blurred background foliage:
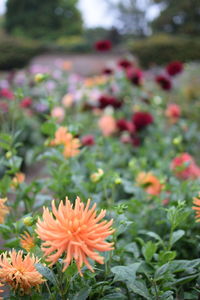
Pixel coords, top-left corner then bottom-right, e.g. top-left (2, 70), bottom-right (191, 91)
top-left (0, 0), bottom-right (200, 70)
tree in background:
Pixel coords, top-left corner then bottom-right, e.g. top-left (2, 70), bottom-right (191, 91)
top-left (5, 0), bottom-right (83, 40)
top-left (152, 0), bottom-right (200, 36)
top-left (106, 0), bottom-right (152, 37)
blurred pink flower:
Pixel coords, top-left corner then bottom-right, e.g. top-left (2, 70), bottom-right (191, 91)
top-left (171, 153), bottom-right (200, 180)
top-left (0, 88), bottom-right (14, 100)
top-left (51, 107), bottom-right (65, 122)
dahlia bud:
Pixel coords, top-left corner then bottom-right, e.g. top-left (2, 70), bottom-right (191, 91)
top-left (34, 73), bottom-right (46, 83)
top-left (115, 177), bottom-right (122, 185)
top-left (5, 151), bottom-right (12, 159)
top-left (90, 169), bottom-right (104, 183)
top-left (23, 216), bottom-right (34, 226)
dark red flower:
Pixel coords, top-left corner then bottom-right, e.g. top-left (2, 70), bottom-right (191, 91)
top-left (95, 40), bottom-right (112, 52)
top-left (98, 95), bottom-right (122, 109)
top-left (127, 68), bottom-right (143, 86)
top-left (156, 75), bottom-right (172, 91)
top-left (166, 61), bottom-right (183, 76)
top-left (81, 135), bottom-right (95, 146)
top-left (0, 88), bottom-right (14, 100)
top-left (118, 59), bottom-right (133, 69)
top-left (117, 119), bottom-right (135, 133)
top-left (132, 136), bottom-right (141, 147)
top-left (102, 68), bottom-right (113, 75)
top-left (132, 111), bottom-right (154, 131)
top-left (20, 97), bottom-right (33, 108)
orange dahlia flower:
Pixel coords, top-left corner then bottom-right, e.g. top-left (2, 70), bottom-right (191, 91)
top-left (51, 127), bottom-right (81, 158)
top-left (192, 193), bottom-right (200, 222)
top-left (20, 232), bottom-right (35, 251)
top-left (0, 198), bottom-right (9, 224)
top-left (136, 172), bottom-right (164, 196)
top-left (0, 250), bottom-right (44, 294)
top-left (36, 197), bottom-right (114, 275)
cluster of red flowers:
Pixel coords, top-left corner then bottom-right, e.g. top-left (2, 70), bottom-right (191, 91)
top-left (155, 61), bottom-right (184, 91)
top-left (98, 95), bottom-right (122, 109)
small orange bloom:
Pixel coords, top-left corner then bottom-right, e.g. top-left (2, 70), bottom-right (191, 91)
top-left (36, 197), bottom-right (114, 275)
top-left (20, 232), bottom-right (35, 251)
top-left (98, 115), bottom-right (117, 137)
top-left (12, 172), bottom-right (25, 188)
top-left (192, 193), bottom-right (200, 222)
top-left (51, 127), bottom-right (81, 158)
top-left (136, 172), bottom-right (164, 196)
top-left (0, 198), bottom-right (9, 224)
top-left (0, 250), bottom-right (44, 294)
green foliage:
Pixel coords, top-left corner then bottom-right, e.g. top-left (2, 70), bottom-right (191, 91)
top-left (129, 34), bottom-right (200, 67)
top-left (152, 0), bottom-right (200, 36)
top-left (5, 0), bottom-right (83, 40)
top-left (0, 34), bottom-right (43, 70)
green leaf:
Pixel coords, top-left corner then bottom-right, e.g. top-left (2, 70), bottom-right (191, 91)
top-left (172, 274), bottom-right (198, 285)
top-left (139, 230), bottom-right (163, 244)
top-left (171, 230), bottom-right (185, 246)
top-left (155, 263), bottom-right (169, 280)
top-left (99, 293), bottom-right (127, 300)
top-left (35, 263), bottom-right (57, 286)
top-left (72, 287), bottom-right (91, 300)
top-left (142, 241), bottom-right (157, 263)
top-left (158, 251), bottom-right (176, 264)
top-left (111, 263), bottom-right (141, 286)
top-left (41, 122), bottom-right (56, 136)
top-left (129, 280), bottom-right (151, 299)
top-left (125, 242), bottom-right (140, 258)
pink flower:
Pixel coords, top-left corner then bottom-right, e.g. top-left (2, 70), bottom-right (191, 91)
top-left (95, 40), bottom-right (112, 52)
top-left (0, 88), bottom-right (14, 100)
top-left (81, 135), bottom-right (95, 146)
top-left (156, 75), bottom-right (172, 91)
top-left (132, 112), bottom-right (154, 131)
top-left (171, 153), bottom-right (200, 180)
top-left (51, 107), bottom-right (65, 122)
top-left (165, 104), bottom-right (181, 121)
top-left (166, 61), bottom-right (183, 76)
top-left (20, 97), bottom-right (33, 108)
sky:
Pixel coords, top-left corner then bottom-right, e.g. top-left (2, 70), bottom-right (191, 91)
top-left (0, 0), bottom-right (160, 28)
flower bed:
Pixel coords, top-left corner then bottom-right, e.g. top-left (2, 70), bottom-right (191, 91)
top-left (0, 55), bottom-right (200, 299)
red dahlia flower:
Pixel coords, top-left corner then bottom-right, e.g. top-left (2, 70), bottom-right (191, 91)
top-left (0, 88), bottom-right (14, 100)
top-left (156, 75), bottom-right (172, 91)
top-left (20, 97), bottom-right (33, 108)
top-left (98, 95), bottom-right (122, 109)
top-left (95, 40), bottom-right (112, 52)
top-left (81, 135), bottom-right (95, 146)
top-left (118, 59), bottom-right (133, 69)
top-left (102, 68), bottom-right (113, 75)
top-left (132, 111), bottom-right (154, 131)
top-left (127, 68), bottom-right (143, 86)
top-left (166, 61), bottom-right (183, 76)
top-left (117, 119), bottom-right (135, 133)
